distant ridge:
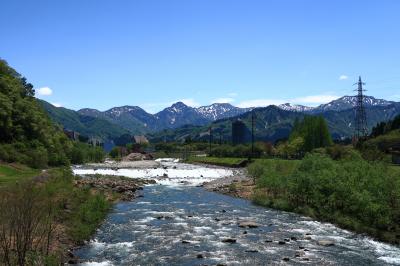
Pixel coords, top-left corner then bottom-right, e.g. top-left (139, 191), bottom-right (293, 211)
top-left (40, 95), bottom-right (400, 141)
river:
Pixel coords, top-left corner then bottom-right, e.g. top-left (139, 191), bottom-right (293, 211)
top-left (73, 159), bottom-right (400, 265)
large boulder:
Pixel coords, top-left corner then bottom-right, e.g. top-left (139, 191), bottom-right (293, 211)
top-left (317, 240), bottom-right (335, 246)
top-left (123, 153), bottom-right (146, 161)
top-left (238, 220), bottom-right (260, 228)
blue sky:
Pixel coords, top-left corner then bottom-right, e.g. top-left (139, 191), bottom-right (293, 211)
top-left (1, 0), bottom-right (400, 113)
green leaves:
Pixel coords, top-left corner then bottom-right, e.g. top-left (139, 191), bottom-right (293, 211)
top-left (250, 154), bottom-right (400, 244)
top-left (0, 59), bottom-right (72, 168)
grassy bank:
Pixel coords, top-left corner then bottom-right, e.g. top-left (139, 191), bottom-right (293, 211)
top-left (0, 163), bottom-right (41, 185)
top-left (186, 156), bottom-right (249, 167)
top-left (0, 165), bottom-right (111, 265)
top-left (248, 154), bottom-right (400, 245)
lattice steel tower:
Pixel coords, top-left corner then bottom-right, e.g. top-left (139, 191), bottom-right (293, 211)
top-left (354, 76), bottom-right (368, 138)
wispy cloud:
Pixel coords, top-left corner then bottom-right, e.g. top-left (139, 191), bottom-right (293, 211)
top-left (228, 92), bottom-right (238, 97)
top-left (339, 75), bottom-right (348, 80)
top-left (237, 94), bottom-right (340, 108)
top-left (211, 97), bottom-right (235, 104)
top-left (292, 95), bottom-right (339, 105)
top-left (36, 86), bottom-right (52, 96)
top-left (178, 98), bottom-right (200, 107)
top-left (51, 102), bottom-right (62, 107)
top-left (391, 94), bottom-right (400, 100)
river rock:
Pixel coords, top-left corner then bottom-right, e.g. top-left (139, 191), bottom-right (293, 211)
top-left (282, 257), bottom-right (290, 261)
top-left (155, 215), bottom-right (173, 220)
top-left (278, 241), bottom-right (286, 245)
top-left (318, 240), bottom-right (335, 246)
top-left (196, 254), bottom-right (204, 259)
top-left (123, 153), bottom-right (146, 161)
top-left (238, 220), bottom-right (259, 228)
top-left (295, 250), bottom-right (305, 257)
top-left (221, 238), bottom-right (237, 243)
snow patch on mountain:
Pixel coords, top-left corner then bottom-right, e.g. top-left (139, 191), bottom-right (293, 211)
top-left (278, 103), bottom-right (315, 112)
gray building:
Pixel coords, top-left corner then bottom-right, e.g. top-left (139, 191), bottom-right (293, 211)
top-left (232, 119), bottom-right (247, 145)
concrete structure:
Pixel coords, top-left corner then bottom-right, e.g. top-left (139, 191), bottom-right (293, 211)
top-left (232, 119), bottom-right (247, 145)
top-left (133, 135), bottom-right (149, 144)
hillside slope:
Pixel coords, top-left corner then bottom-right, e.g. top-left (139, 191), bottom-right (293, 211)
top-left (39, 100), bottom-right (129, 140)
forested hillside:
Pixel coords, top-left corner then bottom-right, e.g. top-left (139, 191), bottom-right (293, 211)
top-left (40, 100), bottom-right (129, 140)
top-left (0, 59), bottom-right (107, 168)
top-left (0, 59), bottom-right (74, 167)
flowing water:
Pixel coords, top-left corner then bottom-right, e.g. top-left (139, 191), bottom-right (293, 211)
top-left (73, 160), bottom-right (400, 266)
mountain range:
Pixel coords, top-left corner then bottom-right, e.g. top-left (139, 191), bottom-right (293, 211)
top-left (39, 95), bottom-right (400, 142)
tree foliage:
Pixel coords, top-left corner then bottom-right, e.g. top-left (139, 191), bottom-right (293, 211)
top-left (289, 116), bottom-right (333, 152)
top-left (370, 114), bottom-right (400, 138)
top-left (0, 59), bottom-right (105, 168)
top-left (250, 154), bottom-right (400, 244)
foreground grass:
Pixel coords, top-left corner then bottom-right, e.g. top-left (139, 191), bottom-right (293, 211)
top-left (248, 154), bottom-right (400, 245)
top-left (187, 156), bottom-right (248, 167)
top-left (0, 167), bottom-right (111, 264)
top-left (46, 168), bottom-right (111, 244)
top-left (0, 163), bottom-right (41, 185)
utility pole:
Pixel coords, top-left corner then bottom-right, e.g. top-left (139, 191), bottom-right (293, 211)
top-left (251, 110), bottom-right (255, 159)
top-left (209, 126), bottom-right (212, 155)
top-left (354, 76), bottom-right (368, 139)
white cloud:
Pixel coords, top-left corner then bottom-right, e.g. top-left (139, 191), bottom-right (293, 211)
top-left (51, 102), bottom-right (62, 108)
top-left (37, 87), bottom-right (53, 96)
top-left (391, 95), bottom-right (400, 100)
top-left (211, 97), bottom-right (235, 104)
top-left (339, 75), bottom-right (348, 80)
top-left (178, 98), bottom-right (200, 107)
top-left (237, 94), bottom-right (340, 108)
top-left (292, 95), bottom-right (339, 105)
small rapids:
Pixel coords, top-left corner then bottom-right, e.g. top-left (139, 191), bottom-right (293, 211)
top-left (73, 161), bottom-right (400, 265)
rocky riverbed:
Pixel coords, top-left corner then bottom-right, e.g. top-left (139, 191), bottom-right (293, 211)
top-left (75, 175), bottom-right (156, 201)
top-left (72, 160), bottom-right (400, 265)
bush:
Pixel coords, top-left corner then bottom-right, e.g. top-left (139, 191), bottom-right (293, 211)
top-left (68, 194), bottom-right (110, 243)
top-left (109, 147), bottom-right (120, 159)
top-left (250, 154), bottom-right (400, 243)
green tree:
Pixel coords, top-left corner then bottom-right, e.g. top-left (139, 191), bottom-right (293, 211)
top-left (289, 116), bottom-right (332, 152)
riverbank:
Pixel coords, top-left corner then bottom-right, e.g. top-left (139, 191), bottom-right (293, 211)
top-left (0, 164), bottom-right (154, 265)
top-left (186, 156), bottom-right (249, 168)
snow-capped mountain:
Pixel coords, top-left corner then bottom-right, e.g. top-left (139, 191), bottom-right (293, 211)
top-left (74, 95), bottom-right (398, 135)
top-left (278, 103), bottom-right (315, 112)
top-left (196, 103), bottom-right (251, 120)
top-left (78, 108), bottom-right (105, 118)
top-left (311, 96), bottom-right (395, 113)
top-left (155, 102), bottom-right (208, 127)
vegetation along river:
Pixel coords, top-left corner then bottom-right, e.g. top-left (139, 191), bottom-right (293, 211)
top-left (73, 159), bottom-right (400, 265)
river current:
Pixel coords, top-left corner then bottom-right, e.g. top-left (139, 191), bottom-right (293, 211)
top-left (73, 160), bottom-right (400, 265)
